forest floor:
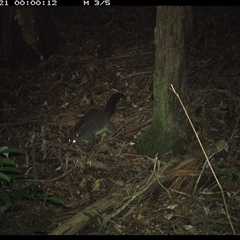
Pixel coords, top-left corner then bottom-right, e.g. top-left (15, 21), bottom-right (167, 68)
top-left (1, 6), bottom-right (240, 235)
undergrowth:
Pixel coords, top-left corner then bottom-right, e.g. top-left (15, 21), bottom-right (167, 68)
top-left (0, 146), bottom-right (65, 235)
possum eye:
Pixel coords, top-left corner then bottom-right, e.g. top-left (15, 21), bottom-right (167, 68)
top-left (72, 139), bottom-right (76, 143)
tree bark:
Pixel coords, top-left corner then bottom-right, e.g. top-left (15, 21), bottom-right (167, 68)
top-left (137, 6), bottom-right (192, 157)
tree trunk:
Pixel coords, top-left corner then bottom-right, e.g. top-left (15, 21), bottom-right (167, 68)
top-left (0, 7), bottom-right (58, 69)
top-left (137, 6), bottom-right (193, 158)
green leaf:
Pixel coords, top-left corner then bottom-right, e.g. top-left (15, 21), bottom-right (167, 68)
top-left (19, 185), bottom-right (43, 199)
top-left (0, 192), bottom-right (22, 208)
top-left (1, 188), bottom-right (22, 207)
top-left (0, 158), bottom-right (16, 166)
top-left (25, 227), bottom-right (46, 235)
top-left (0, 146), bottom-right (9, 158)
top-left (0, 166), bottom-right (23, 174)
top-left (219, 171), bottom-right (234, 185)
top-left (0, 148), bottom-right (25, 154)
top-left (45, 196), bottom-right (66, 206)
top-left (9, 195), bottom-right (21, 207)
top-left (0, 191), bottom-right (13, 206)
top-left (0, 172), bottom-right (11, 182)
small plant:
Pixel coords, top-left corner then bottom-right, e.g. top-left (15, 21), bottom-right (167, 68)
top-left (219, 171), bottom-right (240, 186)
top-left (0, 146), bottom-right (24, 184)
top-left (0, 146), bottom-right (66, 233)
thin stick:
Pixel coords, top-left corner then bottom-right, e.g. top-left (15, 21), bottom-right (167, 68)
top-left (170, 84), bottom-right (235, 235)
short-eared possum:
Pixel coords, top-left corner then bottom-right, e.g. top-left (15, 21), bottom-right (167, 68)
top-left (69, 92), bottom-right (125, 151)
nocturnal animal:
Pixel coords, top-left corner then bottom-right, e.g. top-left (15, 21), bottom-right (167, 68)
top-left (69, 92), bottom-right (125, 151)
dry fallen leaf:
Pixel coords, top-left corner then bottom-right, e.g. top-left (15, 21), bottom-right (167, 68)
top-left (92, 179), bottom-right (101, 191)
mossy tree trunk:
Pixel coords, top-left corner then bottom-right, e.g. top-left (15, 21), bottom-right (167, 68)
top-left (136, 6), bottom-right (194, 158)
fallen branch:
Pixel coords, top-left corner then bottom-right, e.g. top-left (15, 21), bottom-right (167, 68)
top-left (49, 157), bottom-right (176, 235)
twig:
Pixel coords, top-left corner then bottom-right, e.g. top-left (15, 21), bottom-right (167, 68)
top-left (170, 84), bottom-right (236, 235)
top-left (16, 160), bottom-right (83, 183)
top-left (102, 156), bottom-right (174, 225)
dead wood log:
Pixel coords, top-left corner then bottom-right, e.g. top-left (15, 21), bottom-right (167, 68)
top-left (48, 178), bottom-right (157, 235)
